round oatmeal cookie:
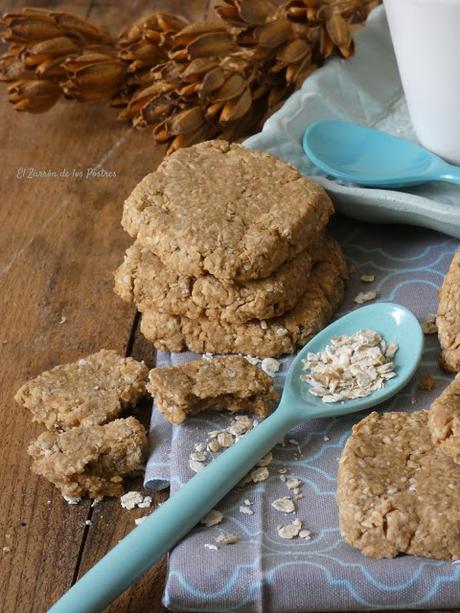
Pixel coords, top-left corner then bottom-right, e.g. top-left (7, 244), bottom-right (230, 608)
top-left (437, 248), bottom-right (460, 373)
top-left (114, 239), bottom-right (314, 324)
top-left (428, 373), bottom-right (460, 464)
top-left (122, 140), bottom-right (334, 282)
top-left (337, 410), bottom-right (460, 560)
top-left (139, 237), bottom-right (347, 357)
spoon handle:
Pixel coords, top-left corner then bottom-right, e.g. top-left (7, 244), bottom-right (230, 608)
top-left (434, 161), bottom-right (460, 185)
top-left (48, 404), bottom-right (301, 613)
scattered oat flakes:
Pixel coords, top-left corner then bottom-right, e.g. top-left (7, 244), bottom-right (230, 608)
top-left (250, 466), bottom-right (269, 483)
top-left (217, 432), bottom-right (234, 448)
top-left (299, 529), bottom-right (312, 540)
top-left (202, 353), bottom-right (214, 360)
top-left (419, 373), bottom-right (437, 391)
top-left (2, 546), bottom-right (11, 553)
top-left (120, 491), bottom-right (152, 510)
top-left (354, 290), bottom-right (377, 304)
top-left (257, 452), bottom-right (273, 467)
top-left (244, 355), bottom-right (261, 366)
top-left (194, 442), bottom-right (206, 452)
top-left (189, 460), bottom-right (206, 473)
top-left (421, 314), bottom-right (437, 335)
top-left (261, 357), bottom-right (280, 377)
top-left (207, 439), bottom-right (221, 452)
top-left (243, 499), bottom-right (252, 506)
top-left (204, 543), bottom-right (218, 550)
top-left (278, 468), bottom-right (287, 474)
top-left (138, 496), bottom-right (152, 509)
top-left (271, 497), bottom-right (295, 513)
top-left (208, 430), bottom-right (220, 439)
top-left (288, 438), bottom-right (298, 445)
top-left (201, 509), bottom-right (223, 527)
top-left (190, 451), bottom-right (208, 462)
top-left (215, 533), bottom-right (238, 545)
top-left (323, 435), bottom-right (330, 441)
top-left (279, 474), bottom-right (286, 482)
top-left (135, 516), bottom-right (148, 526)
top-left (277, 518), bottom-right (302, 539)
top-left (58, 316), bottom-right (66, 324)
top-left (260, 320), bottom-right (268, 330)
top-left (301, 329), bottom-right (397, 403)
top-left (239, 505), bottom-right (254, 515)
top-left (64, 496), bottom-right (81, 505)
top-left (360, 274), bottom-right (375, 283)
top-left (286, 478), bottom-right (302, 490)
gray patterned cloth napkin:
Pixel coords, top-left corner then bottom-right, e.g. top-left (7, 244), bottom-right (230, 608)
top-left (145, 217), bottom-right (460, 612)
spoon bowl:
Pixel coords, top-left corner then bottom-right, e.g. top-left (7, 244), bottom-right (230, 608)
top-left (303, 119), bottom-right (460, 188)
top-left (285, 302), bottom-right (423, 419)
top-left (49, 302), bottom-right (423, 613)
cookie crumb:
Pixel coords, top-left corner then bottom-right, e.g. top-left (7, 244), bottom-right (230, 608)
top-left (419, 373), bottom-right (437, 391)
top-left (250, 467), bottom-right (269, 483)
top-left (360, 274), bottom-right (375, 283)
top-left (421, 314), bottom-right (437, 335)
top-left (201, 509), bottom-right (223, 527)
top-left (204, 543), bottom-right (218, 550)
top-left (120, 491), bottom-right (151, 510)
top-left (261, 357), bottom-right (280, 377)
top-left (271, 497), bottom-right (295, 513)
top-left (299, 529), bottom-right (311, 540)
top-left (286, 478), bottom-right (302, 490)
top-left (277, 518), bottom-right (302, 539)
top-left (257, 452), bottom-right (272, 467)
top-left (354, 290), bottom-right (378, 304)
top-left (64, 496), bottom-right (81, 505)
top-left (239, 505), bottom-right (254, 515)
top-left (215, 533), bottom-right (238, 545)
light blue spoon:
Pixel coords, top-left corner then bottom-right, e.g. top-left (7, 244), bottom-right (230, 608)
top-left (48, 302), bottom-right (423, 613)
top-left (303, 119), bottom-right (460, 188)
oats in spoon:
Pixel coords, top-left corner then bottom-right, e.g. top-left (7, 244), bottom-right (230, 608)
top-left (301, 329), bottom-right (398, 403)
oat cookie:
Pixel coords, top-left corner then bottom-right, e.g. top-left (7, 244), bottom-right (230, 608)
top-left (147, 356), bottom-right (279, 424)
top-left (28, 417), bottom-right (147, 499)
top-left (429, 373), bottom-right (460, 464)
top-left (114, 240), bottom-right (314, 324)
top-left (438, 248), bottom-right (460, 372)
top-left (139, 237), bottom-right (347, 357)
top-left (122, 140), bottom-right (334, 282)
top-left (337, 410), bottom-right (460, 560)
top-left (15, 349), bottom-right (148, 430)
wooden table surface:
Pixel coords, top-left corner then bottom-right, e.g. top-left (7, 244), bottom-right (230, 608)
top-left (0, 1), bottom-right (456, 612)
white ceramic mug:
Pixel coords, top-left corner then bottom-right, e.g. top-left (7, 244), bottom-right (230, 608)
top-left (384, 0), bottom-right (460, 164)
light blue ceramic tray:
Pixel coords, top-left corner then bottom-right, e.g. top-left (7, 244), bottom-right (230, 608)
top-left (244, 5), bottom-right (460, 239)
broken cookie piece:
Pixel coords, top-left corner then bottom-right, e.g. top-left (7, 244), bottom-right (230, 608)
top-left (437, 248), bottom-right (460, 373)
top-left (337, 410), bottom-right (460, 560)
top-left (429, 373), bottom-right (460, 464)
top-left (15, 349), bottom-right (148, 430)
top-left (28, 417), bottom-right (147, 499)
top-left (147, 355), bottom-right (279, 424)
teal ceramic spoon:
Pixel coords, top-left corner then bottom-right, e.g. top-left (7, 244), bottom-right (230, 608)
top-left (48, 302), bottom-right (423, 613)
top-left (303, 119), bottom-right (460, 188)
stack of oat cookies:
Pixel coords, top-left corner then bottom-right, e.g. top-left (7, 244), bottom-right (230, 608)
top-left (115, 140), bottom-right (348, 357)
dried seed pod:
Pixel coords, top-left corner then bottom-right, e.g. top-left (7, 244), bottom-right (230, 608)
top-left (167, 106), bottom-right (205, 135)
top-left (8, 78), bottom-right (61, 112)
top-left (63, 53), bottom-right (127, 100)
top-left (219, 86), bottom-right (252, 123)
top-left (23, 36), bottom-right (79, 65)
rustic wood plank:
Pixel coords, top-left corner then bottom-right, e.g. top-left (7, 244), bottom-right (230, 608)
top-left (0, 0), bottom-right (156, 611)
top-left (70, 2), bottom-right (210, 613)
